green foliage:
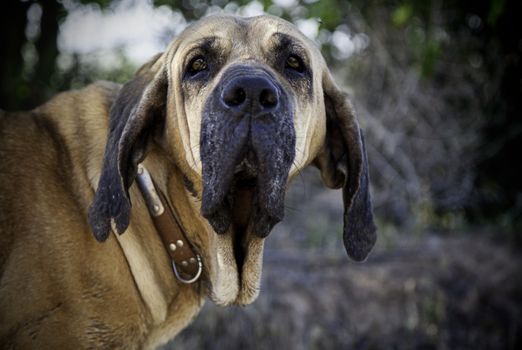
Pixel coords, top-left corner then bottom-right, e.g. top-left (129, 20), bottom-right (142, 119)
top-left (392, 3), bottom-right (413, 27)
top-left (390, 1), bottom-right (444, 78)
top-left (306, 0), bottom-right (343, 30)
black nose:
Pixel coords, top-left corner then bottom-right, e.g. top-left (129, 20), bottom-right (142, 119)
top-left (221, 75), bottom-right (279, 114)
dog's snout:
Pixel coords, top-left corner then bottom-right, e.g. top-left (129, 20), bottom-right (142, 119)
top-left (221, 76), bottom-right (279, 114)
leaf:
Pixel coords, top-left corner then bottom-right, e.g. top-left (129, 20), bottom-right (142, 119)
top-left (392, 3), bottom-right (413, 27)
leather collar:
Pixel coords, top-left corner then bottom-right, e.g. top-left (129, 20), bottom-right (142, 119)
top-left (135, 165), bottom-right (203, 284)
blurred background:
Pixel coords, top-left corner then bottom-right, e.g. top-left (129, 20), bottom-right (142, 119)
top-left (1, 0), bottom-right (521, 348)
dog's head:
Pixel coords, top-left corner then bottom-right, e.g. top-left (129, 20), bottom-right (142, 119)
top-left (89, 15), bottom-right (376, 305)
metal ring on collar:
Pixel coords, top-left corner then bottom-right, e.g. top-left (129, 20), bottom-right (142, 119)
top-left (172, 255), bottom-right (203, 284)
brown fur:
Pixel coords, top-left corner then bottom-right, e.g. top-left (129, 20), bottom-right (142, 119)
top-left (0, 15), bottom-right (375, 349)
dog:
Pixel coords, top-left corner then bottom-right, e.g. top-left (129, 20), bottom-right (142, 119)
top-left (0, 15), bottom-right (376, 349)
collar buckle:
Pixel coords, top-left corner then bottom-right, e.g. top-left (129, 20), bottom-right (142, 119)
top-left (172, 255), bottom-right (203, 284)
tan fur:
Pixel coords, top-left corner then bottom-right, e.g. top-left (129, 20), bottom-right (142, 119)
top-left (0, 15), bottom-right (373, 349)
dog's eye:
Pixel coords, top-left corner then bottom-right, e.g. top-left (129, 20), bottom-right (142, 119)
top-left (188, 57), bottom-right (208, 75)
top-left (285, 55), bottom-right (304, 72)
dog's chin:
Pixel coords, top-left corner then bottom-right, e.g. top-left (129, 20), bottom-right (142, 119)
top-left (208, 229), bottom-right (265, 306)
top-left (205, 171), bottom-right (268, 305)
top-left (201, 158), bottom-right (288, 305)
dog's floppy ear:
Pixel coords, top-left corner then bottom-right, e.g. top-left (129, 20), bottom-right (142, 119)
top-left (88, 54), bottom-right (167, 241)
top-left (314, 71), bottom-right (377, 261)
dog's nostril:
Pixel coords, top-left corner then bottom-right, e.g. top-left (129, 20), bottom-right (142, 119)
top-left (259, 88), bottom-right (278, 109)
top-left (223, 87), bottom-right (246, 107)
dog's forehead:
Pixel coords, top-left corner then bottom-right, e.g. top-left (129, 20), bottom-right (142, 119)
top-left (177, 15), bottom-right (312, 53)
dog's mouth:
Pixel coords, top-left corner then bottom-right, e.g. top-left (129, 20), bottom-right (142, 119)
top-left (199, 65), bottom-right (296, 305)
top-left (202, 136), bottom-right (296, 304)
top-left (200, 131), bottom-right (292, 239)
top-left (200, 139), bottom-right (294, 305)
top-left (229, 152), bottom-right (259, 271)
top-left (202, 149), bottom-right (270, 305)
top-left (235, 149), bottom-right (258, 178)
top-left (205, 146), bottom-right (260, 268)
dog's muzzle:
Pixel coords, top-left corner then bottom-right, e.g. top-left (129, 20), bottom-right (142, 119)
top-left (200, 64), bottom-right (296, 238)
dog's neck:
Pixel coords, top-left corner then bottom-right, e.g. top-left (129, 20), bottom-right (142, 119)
top-left (135, 164), bottom-right (203, 284)
top-left (132, 151), bottom-right (211, 347)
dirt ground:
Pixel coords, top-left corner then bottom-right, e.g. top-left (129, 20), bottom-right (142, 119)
top-left (168, 233), bottom-right (521, 350)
